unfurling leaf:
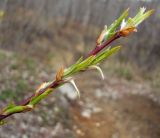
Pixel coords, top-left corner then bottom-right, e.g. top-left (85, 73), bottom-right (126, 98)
top-left (119, 27), bottom-right (137, 37)
top-left (97, 25), bottom-right (108, 45)
top-left (132, 8), bottom-right (154, 26)
top-left (97, 8), bottom-right (129, 45)
top-left (107, 8), bottom-right (129, 39)
top-left (120, 7), bottom-right (154, 31)
top-left (36, 82), bottom-right (52, 95)
top-left (56, 67), bottom-right (64, 81)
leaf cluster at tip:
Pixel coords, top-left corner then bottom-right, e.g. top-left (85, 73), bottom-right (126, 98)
top-left (97, 7), bottom-right (153, 45)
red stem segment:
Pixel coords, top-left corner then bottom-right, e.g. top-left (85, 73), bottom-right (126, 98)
top-left (87, 32), bottom-right (121, 57)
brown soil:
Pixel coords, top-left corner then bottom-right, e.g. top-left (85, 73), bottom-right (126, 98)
top-left (70, 73), bottom-right (160, 138)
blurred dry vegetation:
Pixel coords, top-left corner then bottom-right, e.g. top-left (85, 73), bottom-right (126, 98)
top-left (0, 0), bottom-right (160, 138)
top-left (0, 0), bottom-right (159, 64)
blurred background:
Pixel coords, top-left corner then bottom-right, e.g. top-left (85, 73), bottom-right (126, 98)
top-left (0, 0), bottom-right (159, 138)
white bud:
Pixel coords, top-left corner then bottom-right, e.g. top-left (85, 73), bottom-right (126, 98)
top-left (120, 19), bottom-right (126, 30)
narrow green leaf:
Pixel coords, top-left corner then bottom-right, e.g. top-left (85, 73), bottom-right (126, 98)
top-left (126, 17), bottom-right (135, 27)
top-left (125, 8), bottom-right (154, 28)
top-left (67, 56), bottom-right (95, 76)
top-left (2, 102), bottom-right (16, 112)
top-left (91, 46), bottom-right (121, 65)
top-left (76, 56), bottom-right (95, 71)
top-left (134, 9), bottom-right (154, 26)
top-left (133, 7), bottom-right (146, 22)
top-left (29, 88), bottom-right (53, 105)
top-left (3, 106), bottom-right (27, 115)
top-left (107, 8), bottom-right (129, 39)
top-left (64, 57), bottom-right (83, 77)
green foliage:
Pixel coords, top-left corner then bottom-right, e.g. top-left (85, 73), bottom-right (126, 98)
top-left (122, 7), bottom-right (154, 29)
top-left (64, 46), bottom-right (121, 78)
top-left (4, 105), bottom-right (27, 115)
top-left (25, 58), bottom-right (36, 70)
top-left (132, 7), bottom-right (154, 26)
top-left (0, 80), bottom-right (28, 101)
top-left (29, 88), bottom-right (53, 105)
top-left (75, 56), bottom-right (95, 71)
top-left (0, 51), bottom-right (6, 60)
top-left (2, 102), bottom-right (16, 113)
top-left (0, 89), bottom-right (15, 101)
top-left (91, 46), bottom-right (121, 65)
top-left (10, 63), bottom-right (19, 70)
top-left (64, 57), bottom-right (83, 77)
top-left (16, 80), bottom-right (28, 94)
top-left (97, 7), bottom-right (153, 45)
top-left (107, 9), bottom-right (129, 39)
top-left (116, 67), bottom-right (133, 80)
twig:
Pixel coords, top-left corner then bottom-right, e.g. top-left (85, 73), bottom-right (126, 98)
top-left (0, 7), bottom-right (153, 125)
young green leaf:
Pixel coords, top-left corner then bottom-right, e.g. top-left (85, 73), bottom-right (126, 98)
top-left (91, 46), bottom-right (121, 65)
top-left (3, 106), bottom-right (28, 115)
top-left (121, 7), bottom-right (154, 30)
top-left (133, 9), bottom-right (154, 26)
top-left (76, 56), bottom-right (95, 71)
top-left (97, 9), bottom-right (129, 45)
top-left (29, 88), bottom-right (53, 105)
top-left (64, 57), bottom-right (83, 77)
top-left (2, 102), bottom-right (16, 113)
top-left (107, 8), bottom-right (129, 39)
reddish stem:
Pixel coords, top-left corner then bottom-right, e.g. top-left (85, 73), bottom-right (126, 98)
top-left (0, 80), bottom-right (64, 121)
top-left (87, 32), bottom-right (121, 57)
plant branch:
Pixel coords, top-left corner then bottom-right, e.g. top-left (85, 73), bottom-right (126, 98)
top-left (0, 7), bottom-right (153, 125)
top-left (87, 32), bottom-right (121, 57)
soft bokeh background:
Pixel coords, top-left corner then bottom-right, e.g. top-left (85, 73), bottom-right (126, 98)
top-left (0, 0), bottom-right (160, 138)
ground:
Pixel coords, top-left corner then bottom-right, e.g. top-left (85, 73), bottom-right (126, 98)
top-left (71, 73), bottom-right (160, 138)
